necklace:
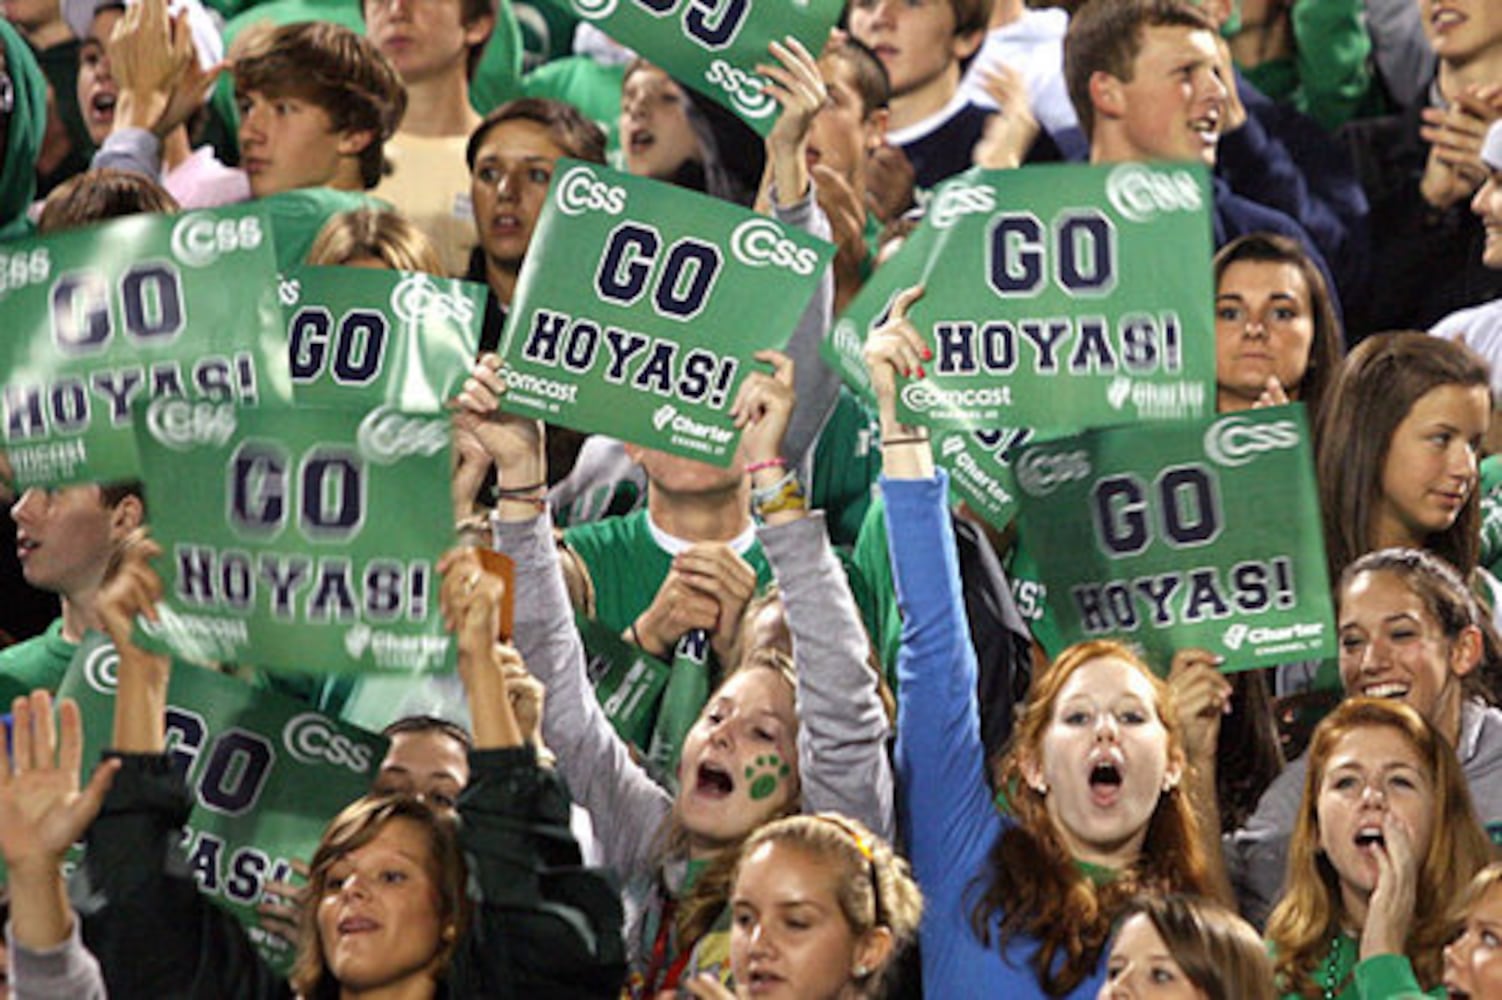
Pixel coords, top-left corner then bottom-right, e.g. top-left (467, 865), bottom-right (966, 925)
top-left (1320, 934), bottom-right (1346, 1000)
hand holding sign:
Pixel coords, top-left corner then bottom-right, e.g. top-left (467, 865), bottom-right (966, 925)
top-left (672, 544), bottom-right (758, 664)
top-left (451, 353), bottom-right (546, 517)
top-left (438, 548), bottom-right (525, 750)
top-left (731, 349), bottom-right (796, 470)
top-left (1166, 648), bottom-right (1231, 766)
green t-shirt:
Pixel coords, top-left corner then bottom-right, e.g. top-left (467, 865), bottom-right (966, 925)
top-left (1275, 934), bottom-right (1439, 1000)
top-left (849, 493), bottom-right (900, 690)
top-left (809, 388), bottom-right (880, 549)
top-left (0, 619), bottom-right (77, 705)
top-left (564, 508), bottom-right (772, 782)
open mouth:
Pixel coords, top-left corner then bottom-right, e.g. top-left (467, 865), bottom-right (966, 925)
top-left (1189, 114), bottom-right (1220, 144)
top-left (1354, 826), bottom-right (1386, 850)
top-left (695, 761), bottom-right (734, 798)
top-left (627, 128), bottom-right (655, 155)
top-left (1361, 682), bottom-right (1410, 699)
top-left (745, 969), bottom-right (785, 993)
top-left (1431, 8), bottom-right (1464, 29)
top-left (1088, 758), bottom-right (1123, 806)
top-left (16, 537), bottom-right (37, 561)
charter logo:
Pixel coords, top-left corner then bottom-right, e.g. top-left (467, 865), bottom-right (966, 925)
top-left (1107, 376), bottom-right (1132, 410)
top-left (555, 165), bottom-right (626, 217)
top-left (730, 218), bottom-right (819, 276)
top-left (357, 406), bottom-right (449, 465)
top-left (1223, 621), bottom-right (1325, 652)
top-left (1106, 164), bottom-right (1203, 223)
top-left (146, 398), bottom-right (237, 451)
top-left (1205, 415), bottom-right (1299, 468)
top-left (651, 402), bottom-right (732, 448)
top-left (171, 211), bottom-right (264, 268)
top-left (391, 273), bottom-right (475, 326)
top-left (705, 60), bottom-right (776, 119)
top-left (653, 404), bottom-right (677, 431)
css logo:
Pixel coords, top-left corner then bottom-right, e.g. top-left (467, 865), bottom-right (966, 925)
top-left (1204, 415), bottom-right (1299, 468)
top-left (83, 643), bottom-right (120, 694)
top-left (145, 398), bottom-right (237, 451)
top-left (357, 406), bottom-right (450, 465)
top-left (1105, 164), bottom-right (1203, 223)
top-left (931, 182), bottom-right (996, 229)
top-left (705, 59), bottom-right (775, 119)
top-left (283, 712), bottom-right (375, 775)
top-left (730, 219), bottom-right (819, 276)
top-left (171, 212), bottom-right (264, 268)
top-left (555, 165), bottom-right (627, 217)
top-left (1016, 448), bottom-right (1091, 497)
top-left (391, 273), bottom-right (475, 326)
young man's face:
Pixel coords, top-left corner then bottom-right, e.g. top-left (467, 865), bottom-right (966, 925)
top-left (1419, 0), bottom-right (1502, 67)
top-left (12, 485), bottom-right (122, 597)
top-left (1106, 24), bottom-right (1226, 166)
top-left (237, 89), bottom-right (364, 197)
top-left (806, 53), bottom-right (883, 186)
top-left (1473, 170), bottom-right (1502, 268)
top-left (847, 0), bottom-right (971, 100)
top-left (469, 117), bottom-right (567, 272)
top-left (363, 0), bottom-right (489, 87)
top-left (77, 8), bottom-right (123, 145)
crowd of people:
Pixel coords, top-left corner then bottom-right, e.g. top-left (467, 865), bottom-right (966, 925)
top-left (3, 0), bottom-right (1502, 995)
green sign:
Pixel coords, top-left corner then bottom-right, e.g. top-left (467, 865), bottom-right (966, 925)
top-left (59, 634), bottom-right (386, 975)
top-left (0, 207), bottom-right (290, 488)
top-left (284, 267), bottom-right (486, 410)
top-left (1013, 406), bottom-right (1333, 670)
top-left (535, 0), bottom-right (842, 134)
top-left (498, 160), bottom-right (832, 466)
top-left (824, 163), bottom-right (1216, 436)
top-left (132, 402), bottom-right (457, 674)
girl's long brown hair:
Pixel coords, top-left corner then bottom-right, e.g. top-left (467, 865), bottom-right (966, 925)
top-left (975, 640), bottom-right (1209, 996)
top-left (1266, 699), bottom-right (1492, 997)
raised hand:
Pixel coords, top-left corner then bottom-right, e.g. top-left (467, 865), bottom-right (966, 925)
top-left (760, 35), bottom-right (828, 206)
top-left (1167, 647), bottom-right (1231, 766)
top-left (971, 66), bottom-right (1038, 170)
top-left (450, 353), bottom-right (546, 519)
top-left (106, 0), bottom-right (198, 136)
top-left (1420, 85), bottom-right (1502, 210)
top-left (730, 349), bottom-right (797, 470)
top-left (0, 692), bottom-right (119, 873)
top-left (1361, 809), bottom-right (1421, 961)
top-left (631, 567), bottom-right (731, 660)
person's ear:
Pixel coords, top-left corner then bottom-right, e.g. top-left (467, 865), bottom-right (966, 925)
top-left (1019, 753), bottom-right (1048, 796)
top-left (110, 494), bottom-right (144, 536)
top-left (1089, 70), bottom-right (1126, 121)
top-left (336, 127), bottom-right (377, 158)
top-left (463, 12), bottom-right (494, 47)
top-left (864, 107), bottom-right (889, 156)
top-left (1450, 624), bottom-right (1484, 680)
top-left (853, 925), bottom-right (894, 982)
top-left (1163, 748), bottom-right (1185, 795)
top-left (952, 27), bottom-right (983, 64)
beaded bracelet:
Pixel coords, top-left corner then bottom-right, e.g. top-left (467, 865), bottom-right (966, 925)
top-left (744, 457), bottom-right (787, 474)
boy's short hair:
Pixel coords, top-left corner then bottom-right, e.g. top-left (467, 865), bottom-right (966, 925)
top-left (233, 21), bottom-right (407, 190)
top-left (1064, 0), bottom-right (1216, 139)
top-left (953, 0), bottom-right (992, 40)
top-left (828, 36), bottom-right (890, 119)
top-left (38, 168), bottom-right (179, 233)
top-left (465, 97), bottom-right (608, 170)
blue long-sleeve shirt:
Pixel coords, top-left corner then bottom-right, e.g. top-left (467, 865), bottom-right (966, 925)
top-left (885, 472), bottom-right (1107, 998)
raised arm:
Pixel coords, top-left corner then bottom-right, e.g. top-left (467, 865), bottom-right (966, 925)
top-left (733, 349), bottom-right (895, 840)
top-left (453, 356), bottom-right (673, 876)
top-left (865, 287), bottom-right (997, 890)
top-left (0, 692), bottom-right (115, 1000)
